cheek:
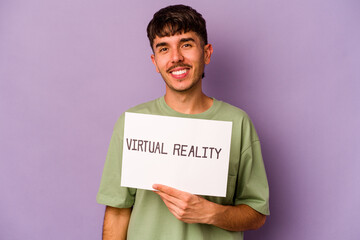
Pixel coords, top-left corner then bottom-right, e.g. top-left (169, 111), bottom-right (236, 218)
top-left (153, 59), bottom-right (165, 73)
top-left (156, 57), bottom-right (170, 71)
top-left (186, 52), bottom-right (204, 65)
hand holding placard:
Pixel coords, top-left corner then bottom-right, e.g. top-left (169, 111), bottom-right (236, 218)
top-left (153, 184), bottom-right (217, 224)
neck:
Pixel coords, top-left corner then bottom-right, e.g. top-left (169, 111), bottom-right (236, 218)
top-left (164, 88), bottom-right (213, 114)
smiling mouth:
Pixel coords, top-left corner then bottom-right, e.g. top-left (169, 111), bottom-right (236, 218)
top-left (171, 69), bottom-right (188, 76)
top-left (168, 64), bottom-right (191, 79)
top-left (169, 68), bottom-right (189, 79)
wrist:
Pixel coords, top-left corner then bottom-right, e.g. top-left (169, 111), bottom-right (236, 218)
top-left (205, 201), bottom-right (226, 226)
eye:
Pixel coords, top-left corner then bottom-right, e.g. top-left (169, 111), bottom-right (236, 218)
top-left (159, 47), bottom-right (168, 53)
top-left (182, 43), bottom-right (192, 48)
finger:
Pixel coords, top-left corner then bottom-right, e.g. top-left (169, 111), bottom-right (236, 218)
top-left (153, 184), bottom-right (190, 199)
top-left (157, 193), bottom-right (194, 223)
top-left (157, 194), bottom-right (182, 217)
top-left (154, 190), bottom-right (187, 210)
top-left (160, 197), bottom-right (199, 224)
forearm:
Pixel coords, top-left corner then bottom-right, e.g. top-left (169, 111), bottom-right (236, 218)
top-left (103, 206), bottom-right (132, 240)
top-left (207, 203), bottom-right (266, 232)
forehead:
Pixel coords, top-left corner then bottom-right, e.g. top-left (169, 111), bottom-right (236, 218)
top-left (152, 31), bottom-right (201, 47)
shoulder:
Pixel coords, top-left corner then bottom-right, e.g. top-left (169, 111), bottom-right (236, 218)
top-left (126, 98), bottom-right (160, 114)
top-left (215, 100), bottom-right (259, 140)
top-left (217, 100), bottom-right (248, 115)
top-left (215, 100), bottom-right (251, 122)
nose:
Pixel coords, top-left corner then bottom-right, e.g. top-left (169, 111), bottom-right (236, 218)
top-left (171, 48), bottom-right (184, 63)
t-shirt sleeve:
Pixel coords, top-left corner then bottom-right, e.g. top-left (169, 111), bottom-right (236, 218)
top-left (96, 114), bottom-right (136, 208)
top-left (234, 117), bottom-right (270, 215)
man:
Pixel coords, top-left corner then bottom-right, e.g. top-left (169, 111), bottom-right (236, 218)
top-left (97, 4), bottom-right (269, 240)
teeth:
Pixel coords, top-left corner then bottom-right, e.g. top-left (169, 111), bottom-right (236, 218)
top-left (171, 69), bottom-right (187, 75)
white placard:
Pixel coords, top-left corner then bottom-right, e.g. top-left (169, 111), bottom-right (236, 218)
top-left (121, 112), bottom-right (233, 197)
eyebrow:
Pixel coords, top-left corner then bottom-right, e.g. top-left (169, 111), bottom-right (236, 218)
top-left (155, 37), bottom-right (196, 49)
top-left (180, 37), bottom-right (195, 43)
top-left (155, 42), bottom-right (168, 49)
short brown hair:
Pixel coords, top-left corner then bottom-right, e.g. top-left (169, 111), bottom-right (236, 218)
top-left (147, 5), bottom-right (208, 50)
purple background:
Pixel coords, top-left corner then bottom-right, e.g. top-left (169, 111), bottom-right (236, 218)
top-left (1, 0), bottom-right (359, 239)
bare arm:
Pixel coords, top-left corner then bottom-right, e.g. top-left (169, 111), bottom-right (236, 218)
top-left (208, 204), bottom-right (266, 231)
top-left (153, 184), bottom-right (266, 232)
top-left (102, 206), bottom-right (132, 240)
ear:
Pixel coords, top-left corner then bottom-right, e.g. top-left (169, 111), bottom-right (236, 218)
top-left (204, 44), bottom-right (213, 65)
top-left (151, 54), bottom-right (160, 73)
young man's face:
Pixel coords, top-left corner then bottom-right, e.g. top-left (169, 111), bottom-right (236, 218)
top-left (151, 31), bottom-right (213, 93)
